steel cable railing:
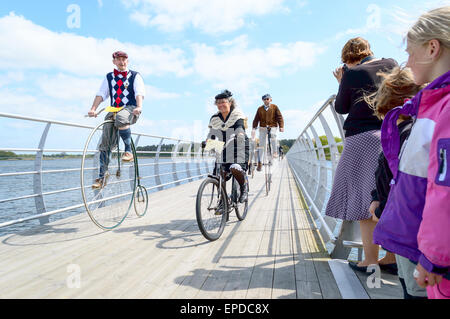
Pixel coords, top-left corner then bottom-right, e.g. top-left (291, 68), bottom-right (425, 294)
top-left (286, 95), bottom-right (363, 259)
top-left (0, 112), bottom-right (214, 230)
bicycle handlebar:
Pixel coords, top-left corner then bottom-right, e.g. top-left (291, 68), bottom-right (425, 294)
top-left (84, 107), bottom-right (106, 118)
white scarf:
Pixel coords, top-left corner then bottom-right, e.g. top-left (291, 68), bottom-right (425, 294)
top-left (208, 108), bottom-right (246, 131)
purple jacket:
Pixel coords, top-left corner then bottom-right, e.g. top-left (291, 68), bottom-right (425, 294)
top-left (373, 71), bottom-right (450, 273)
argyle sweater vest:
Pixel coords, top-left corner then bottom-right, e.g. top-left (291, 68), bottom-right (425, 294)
top-left (106, 70), bottom-right (138, 107)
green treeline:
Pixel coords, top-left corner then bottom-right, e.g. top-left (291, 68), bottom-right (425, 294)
top-left (313, 135), bottom-right (343, 160)
top-left (0, 151), bottom-right (18, 159)
top-left (279, 139), bottom-right (296, 154)
top-left (135, 144), bottom-right (175, 157)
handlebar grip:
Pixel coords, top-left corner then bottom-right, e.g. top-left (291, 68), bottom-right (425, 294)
top-left (85, 107), bottom-right (106, 118)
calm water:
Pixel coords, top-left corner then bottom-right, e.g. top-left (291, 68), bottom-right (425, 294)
top-left (0, 157), bottom-right (213, 236)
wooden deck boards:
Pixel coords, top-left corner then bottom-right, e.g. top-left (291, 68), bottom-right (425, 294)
top-left (0, 160), bottom-right (347, 299)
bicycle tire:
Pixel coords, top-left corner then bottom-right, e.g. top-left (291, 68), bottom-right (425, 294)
top-left (264, 148), bottom-right (270, 196)
top-left (81, 120), bottom-right (137, 230)
top-left (196, 177), bottom-right (227, 241)
top-left (130, 139), bottom-right (148, 217)
top-left (234, 178), bottom-right (248, 221)
top-left (134, 184), bottom-right (148, 217)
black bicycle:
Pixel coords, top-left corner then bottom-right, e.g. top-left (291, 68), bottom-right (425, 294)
top-left (196, 135), bottom-right (249, 241)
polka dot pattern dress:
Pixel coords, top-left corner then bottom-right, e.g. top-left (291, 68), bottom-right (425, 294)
top-left (325, 130), bottom-right (382, 221)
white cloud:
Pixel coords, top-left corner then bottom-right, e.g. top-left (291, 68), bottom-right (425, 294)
top-left (281, 99), bottom-right (326, 138)
top-left (36, 74), bottom-right (101, 101)
top-left (0, 12), bottom-right (191, 77)
top-left (145, 85), bottom-right (181, 100)
top-left (334, 1), bottom-right (450, 41)
top-left (191, 37), bottom-right (326, 104)
top-left (122, 0), bottom-right (288, 34)
top-left (386, 1), bottom-right (450, 37)
top-left (0, 71), bottom-right (24, 87)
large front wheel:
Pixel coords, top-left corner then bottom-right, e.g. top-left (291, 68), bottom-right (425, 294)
top-left (196, 178), bottom-right (227, 241)
top-left (81, 120), bottom-right (137, 230)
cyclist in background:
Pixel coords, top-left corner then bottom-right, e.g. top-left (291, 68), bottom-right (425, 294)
top-left (251, 93), bottom-right (284, 171)
top-left (278, 145), bottom-right (284, 160)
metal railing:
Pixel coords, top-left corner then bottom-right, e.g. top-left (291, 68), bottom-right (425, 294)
top-left (0, 112), bottom-right (214, 231)
top-left (286, 95), bottom-right (363, 259)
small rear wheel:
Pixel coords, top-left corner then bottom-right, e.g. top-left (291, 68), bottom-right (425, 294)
top-left (134, 185), bottom-right (148, 217)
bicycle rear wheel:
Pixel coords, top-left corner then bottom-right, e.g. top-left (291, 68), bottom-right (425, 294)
top-left (196, 177), bottom-right (227, 241)
top-left (233, 178), bottom-right (248, 221)
top-left (134, 184), bottom-right (148, 217)
top-left (81, 120), bottom-right (137, 230)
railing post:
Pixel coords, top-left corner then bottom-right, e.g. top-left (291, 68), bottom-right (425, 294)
top-left (319, 113), bottom-right (339, 180)
top-left (194, 143), bottom-right (202, 177)
top-left (309, 125), bottom-right (327, 211)
top-left (185, 142), bottom-right (193, 182)
top-left (329, 99), bottom-right (346, 141)
top-left (172, 140), bottom-right (181, 186)
top-left (154, 138), bottom-right (164, 191)
top-left (34, 123), bottom-right (51, 225)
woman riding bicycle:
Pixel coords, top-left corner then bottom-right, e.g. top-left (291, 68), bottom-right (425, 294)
top-left (206, 90), bottom-right (249, 203)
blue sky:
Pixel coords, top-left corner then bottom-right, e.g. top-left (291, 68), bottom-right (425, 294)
top-left (1, 0), bottom-right (449, 149)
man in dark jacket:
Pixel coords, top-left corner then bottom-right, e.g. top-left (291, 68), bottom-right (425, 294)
top-left (251, 94), bottom-right (284, 171)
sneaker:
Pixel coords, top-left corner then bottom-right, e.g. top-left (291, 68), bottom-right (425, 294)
top-left (257, 162), bottom-right (262, 171)
top-left (92, 177), bottom-right (106, 189)
top-left (122, 152), bottom-right (134, 162)
top-left (239, 183), bottom-right (248, 203)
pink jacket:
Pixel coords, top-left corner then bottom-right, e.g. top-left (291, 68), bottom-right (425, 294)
top-left (373, 70), bottom-right (450, 277)
top-left (417, 82), bottom-right (450, 273)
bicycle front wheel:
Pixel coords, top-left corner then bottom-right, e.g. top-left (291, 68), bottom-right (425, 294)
top-left (264, 151), bottom-right (270, 196)
top-left (196, 177), bottom-right (227, 241)
top-left (81, 120), bottom-right (137, 230)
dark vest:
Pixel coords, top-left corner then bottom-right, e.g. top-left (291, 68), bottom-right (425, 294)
top-left (106, 70), bottom-right (138, 107)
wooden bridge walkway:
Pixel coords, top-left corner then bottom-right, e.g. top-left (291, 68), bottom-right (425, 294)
top-left (0, 160), bottom-right (401, 299)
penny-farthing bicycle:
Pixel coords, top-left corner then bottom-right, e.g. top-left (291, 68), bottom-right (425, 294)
top-left (263, 126), bottom-right (273, 196)
top-left (81, 106), bottom-right (148, 230)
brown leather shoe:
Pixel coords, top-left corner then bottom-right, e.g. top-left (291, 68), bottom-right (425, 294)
top-left (92, 177), bottom-right (106, 189)
top-left (121, 152), bottom-right (134, 162)
top-left (257, 162), bottom-right (262, 171)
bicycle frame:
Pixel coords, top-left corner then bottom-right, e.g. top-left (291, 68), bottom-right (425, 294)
top-left (204, 135), bottom-right (240, 207)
